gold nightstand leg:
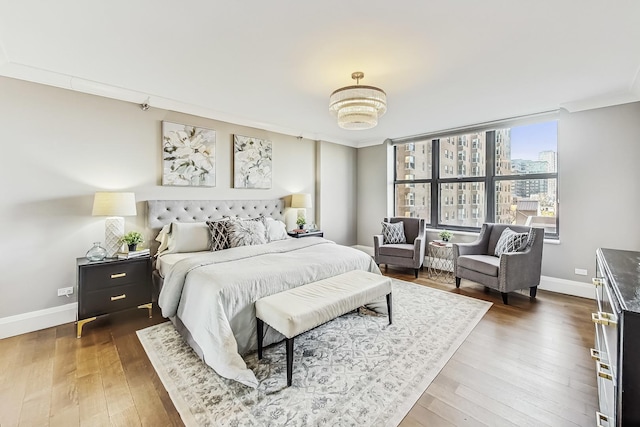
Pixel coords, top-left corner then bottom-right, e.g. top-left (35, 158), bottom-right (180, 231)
top-left (138, 302), bottom-right (153, 318)
top-left (77, 317), bottom-right (97, 338)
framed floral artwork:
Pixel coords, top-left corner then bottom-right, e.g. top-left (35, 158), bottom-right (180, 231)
top-left (162, 121), bottom-right (216, 187)
top-left (233, 135), bottom-right (272, 189)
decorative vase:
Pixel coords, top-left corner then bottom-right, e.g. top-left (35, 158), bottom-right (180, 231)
top-left (128, 243), bottom-right (137, 252)
top-left (86, 242), bottom-right (107, 261)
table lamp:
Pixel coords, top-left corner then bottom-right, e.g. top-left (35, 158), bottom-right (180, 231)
top-left (291, 193), bottom-right (312, 229)
top-left (92, 192), bottom-right (137, 257)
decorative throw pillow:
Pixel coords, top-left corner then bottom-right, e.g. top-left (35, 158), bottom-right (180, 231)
top-left (227, 218), bottom-right (267, 248)
top-left (154, 224), bottom-right (172, 257)
top-left (206, 218), bottom-right (230, 252)
top-left (381, 221), bottom-right (406, 244)
top-left (494, 227), bottom-right (529, 257)
top-left (265, 218), bottom-right (288, 242)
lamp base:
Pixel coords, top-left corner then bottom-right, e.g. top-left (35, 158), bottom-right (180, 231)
top-left (104, 217), bottom-right (124, 257)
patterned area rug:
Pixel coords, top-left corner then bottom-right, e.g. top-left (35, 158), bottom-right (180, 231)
top-left (137, 279), bottom-right (491, 426)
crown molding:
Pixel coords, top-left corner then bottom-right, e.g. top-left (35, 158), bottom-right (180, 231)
top-left (0, 61), bottom-right (361, 148)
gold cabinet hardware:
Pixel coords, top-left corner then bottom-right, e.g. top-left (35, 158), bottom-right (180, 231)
top-left (592, 277), bottom-right (604, 287)
top-left (591, 312), bottom-right (617, 326)
top-left (111, 272), bottom-right (126, 279)
top-left (590, 348), bottom-right (602, 361)
top-left (597, 361), bottom-right (613, 381)
top-left (596, 411), bottom-right (610, 427)
top-left (110, 294), bottom-right (126, 301)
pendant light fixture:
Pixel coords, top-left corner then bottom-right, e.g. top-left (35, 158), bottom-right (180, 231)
top-left (329, 71), bottom-right (387, 130)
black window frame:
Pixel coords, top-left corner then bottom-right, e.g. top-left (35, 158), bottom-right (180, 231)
top-left (392, 119), bottom-right (559, 239)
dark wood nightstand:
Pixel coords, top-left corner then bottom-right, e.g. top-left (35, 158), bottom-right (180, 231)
top-left (288, 230), bottom-right (324, 238)
top-left (76, 256), bottom-right (153, 338)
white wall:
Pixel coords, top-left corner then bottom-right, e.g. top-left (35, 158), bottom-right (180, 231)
top-left (356, 143), bottom-right (391, 248)
top-left (356, 102), bottom-right (640, 283)
top-left (0, 76), bottom-right (354, 320)
top-left (317, 141), bottom-right (358, 245)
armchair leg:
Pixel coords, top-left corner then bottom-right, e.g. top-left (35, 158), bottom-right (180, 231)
top-left (455, 277), bottom-right (461, 288)
top-left (414, 268), bottom-right (419, 278)
top-left (501, 292), bottom-right (509, 305)
top-left (530, 286), bottom-right (538, 298)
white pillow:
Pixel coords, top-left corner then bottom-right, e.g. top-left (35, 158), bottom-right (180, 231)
top-left (265, 218), bottom-right (288, 242)
top-left (156, 222), bottom-right (211, 256)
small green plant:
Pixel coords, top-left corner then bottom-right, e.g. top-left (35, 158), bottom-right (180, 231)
top-left (296, 216), bottom-right (306, 228)
top-left (439, 230), bottom-right (453, 241)
top-left (121, 231), bottom-right (144, 245)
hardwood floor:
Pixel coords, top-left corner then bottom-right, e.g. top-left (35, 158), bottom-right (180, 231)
top-left (0, 270), bottom-right (598, 426)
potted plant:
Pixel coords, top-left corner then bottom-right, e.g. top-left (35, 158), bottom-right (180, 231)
top-left (296, 216), bottom-right (306, 230)
top-left (121, 231), bottom-right (144, 251)
top-left (439, 230), bottom-right (453, 242)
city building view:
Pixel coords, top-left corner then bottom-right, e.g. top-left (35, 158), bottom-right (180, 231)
top-left (395, 122), bottom-right (558, 234)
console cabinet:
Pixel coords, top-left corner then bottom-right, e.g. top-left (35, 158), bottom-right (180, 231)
top-left (593, 248), bottom-right (640, 426)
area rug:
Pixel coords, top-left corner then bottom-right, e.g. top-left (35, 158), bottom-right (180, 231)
top-left (137, 279), bottom-right (491, 426)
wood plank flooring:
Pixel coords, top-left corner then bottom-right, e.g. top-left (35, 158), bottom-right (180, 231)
top-left (0, 270), bottom-right (598, 426)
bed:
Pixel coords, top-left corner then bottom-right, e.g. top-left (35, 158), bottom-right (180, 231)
top-left (147, 199), bottom-right (382, 388)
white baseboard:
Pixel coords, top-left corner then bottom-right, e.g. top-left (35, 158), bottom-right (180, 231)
top-left (537, 275), bottom-right (594, 299)
top-left (0, 303), bottom-right (77, 340)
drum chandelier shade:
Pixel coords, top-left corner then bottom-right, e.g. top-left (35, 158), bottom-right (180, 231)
top-left (329, 72), bottom-right (387, 130)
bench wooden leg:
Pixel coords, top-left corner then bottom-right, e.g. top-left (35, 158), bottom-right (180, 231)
top-left (386, 292), bottom-right (392, 325)
top-left (257, 318), bottom-right (264, 360)
top-left (286, 337), bottom-right (294, 387)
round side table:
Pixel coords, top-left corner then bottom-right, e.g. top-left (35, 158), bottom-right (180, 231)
top-left (427, 241), bottom-right (454, 283)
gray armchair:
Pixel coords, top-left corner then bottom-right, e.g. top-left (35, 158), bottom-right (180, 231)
top-left (374, 217), bottom-right (426, 278)
top-left (453, 223), bottom-right (544, 304)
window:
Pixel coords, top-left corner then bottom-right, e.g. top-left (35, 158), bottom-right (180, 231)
top-left (393, 119), bottom-right (558, 237)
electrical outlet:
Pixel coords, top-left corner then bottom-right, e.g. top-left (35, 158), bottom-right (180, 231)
top-left (574, 268), bottom-right (588, 276)
top-left (57, 286), bottom-right (73, 297)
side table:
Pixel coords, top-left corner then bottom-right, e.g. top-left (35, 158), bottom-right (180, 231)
top-left (427, 241), bottom-right (454, 283)
top-left (77, 256), bottom-right (153, 338)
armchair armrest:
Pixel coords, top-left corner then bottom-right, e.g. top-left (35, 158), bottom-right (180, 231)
top-left (373, 234), bottom-right (383, 258)
top-left (413, 235), bottom-right (426, 265)
top-left (498, 246), bottom-right (543, 292)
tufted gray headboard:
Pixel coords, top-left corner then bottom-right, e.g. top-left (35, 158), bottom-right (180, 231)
top-left (147, 199), bottom-right (285, 232)
top-left (146, 199), bottom-right (285, 256)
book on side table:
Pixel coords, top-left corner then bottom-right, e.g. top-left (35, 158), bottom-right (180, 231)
top-left (117, 248), bottom-right (150, 259)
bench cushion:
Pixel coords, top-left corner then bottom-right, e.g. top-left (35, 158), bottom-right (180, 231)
top-left (255, 270), bottom-right (392, 339)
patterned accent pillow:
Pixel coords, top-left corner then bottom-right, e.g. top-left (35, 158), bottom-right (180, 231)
top-left (381, 221), bottom-right (406, 244)
top-left (227, 218), bottom-right (267, 248)
top-left (494, 227), bottom-right (529, 257)
top-left (206, 218), bottom-right (230, 252)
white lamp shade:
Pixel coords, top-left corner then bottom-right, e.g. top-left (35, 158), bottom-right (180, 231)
top-left (92, 192), bottom-right (137, 216)
top-left (291, 193), bottom-right (312, 209)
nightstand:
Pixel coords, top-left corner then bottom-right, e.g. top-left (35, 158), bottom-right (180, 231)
top-left (288, 230), bottom-right (324, 238)
top-left (76, 256), bottom-right (153, 338)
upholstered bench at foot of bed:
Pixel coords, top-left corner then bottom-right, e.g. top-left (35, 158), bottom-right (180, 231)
top-left (255, 269), bottom-right (393, 387)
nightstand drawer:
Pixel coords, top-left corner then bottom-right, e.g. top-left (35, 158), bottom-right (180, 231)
top-left (79, 282), bottom-right (149, 318)
top-left (80, 258), bottom-right (149, 291)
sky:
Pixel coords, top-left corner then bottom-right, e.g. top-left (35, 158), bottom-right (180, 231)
top-left (509, 121), bottom-right (557, 160)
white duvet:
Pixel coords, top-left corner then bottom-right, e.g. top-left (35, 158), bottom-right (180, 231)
top-left (158, 237), bottom-right (381, 387)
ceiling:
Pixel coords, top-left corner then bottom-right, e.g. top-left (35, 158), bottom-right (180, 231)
top-left (1, 1), bottom-right (639, 147)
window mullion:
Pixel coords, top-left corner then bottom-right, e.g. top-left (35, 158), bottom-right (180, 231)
top-left (485, 130), bottom-right (496, 222)
top-left (431, 139), bottom-right (439, 228)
